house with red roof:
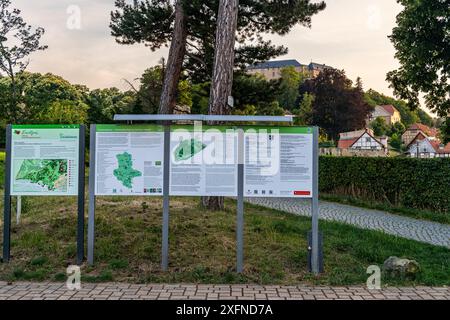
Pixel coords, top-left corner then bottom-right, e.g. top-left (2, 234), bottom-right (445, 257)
top-left (368, 105), bottom-right (401, 125)
top-left (338, 128), bottom-right (387, 152)
top-left (406, 137), bottom-right (450, 158)
top-left (401, 123), bottom-right (438, 145)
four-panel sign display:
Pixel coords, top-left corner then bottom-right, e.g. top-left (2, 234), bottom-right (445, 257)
top-left (10, 125), bottom-right (80, 196)
top-left (3, 122), bottom-right (319, 270)
top-left (6, 124), bottom-right (313, 198)
top-left (93, 124), bottom-right (313, 198)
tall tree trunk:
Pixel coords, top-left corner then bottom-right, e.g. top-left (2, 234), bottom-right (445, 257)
top-left (208, 0), bottom-right (239, 116)
top-left (158, 0), bottom-right (188, 114)
top-left (202, 0), bottom-right (239, 211)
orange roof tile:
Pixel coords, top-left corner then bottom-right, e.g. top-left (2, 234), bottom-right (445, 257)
top-left (429, 141), bottom-right (450, 154)
top-left (408, 123), bottom-right (438, 137)
top-left (338, 138), bottom-right (357, 149)
top-left (380, 105), bottom-right (398, 115)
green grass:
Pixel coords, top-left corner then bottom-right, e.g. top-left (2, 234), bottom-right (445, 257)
top-left (321, 193), bottom-right (450, 225)
top-left (0, 195), bottom-right (448, 286)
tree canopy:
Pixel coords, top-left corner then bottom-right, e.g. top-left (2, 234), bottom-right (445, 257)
top-left (110, 0), bottom-right (326, 83)
top-left (387, 0), bottom-right (450, 117)
top-left (0, 0), bottom-right (47, 121)
top-left (300, 69), bottom-right (373, 140)
top-left (0, 72), bottom-right (88, 124)
top-left (277, 66), bottom-right (305, 111)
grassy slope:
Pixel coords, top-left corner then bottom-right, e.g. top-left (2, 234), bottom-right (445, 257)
top-left (0, 196), bottom-right (448, 286)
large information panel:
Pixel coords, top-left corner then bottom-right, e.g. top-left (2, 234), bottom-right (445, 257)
top-left (93, 125), bottom-right (313, 198)
top-left (10, 125), bottom-right (80, 196)
top-left (95, 125), bottom-right (165, 196)
top-left (244, 126), bottom-right (313, 198)
top-left (170, 125), bottom-right (238, 196)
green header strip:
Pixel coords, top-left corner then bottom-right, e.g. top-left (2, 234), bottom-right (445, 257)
top-left (12, 124), bottom-right (80, 129)
top-left (96, 124), bottom-right (313, 134)
top-left (172, 125), bottom-right (313, 134)
top-left (96, 124), bottom-right (164, 132)
top-left (242, 126), bottom-right (313, 134)
top-left (171, 125), bottom-right (236, 133)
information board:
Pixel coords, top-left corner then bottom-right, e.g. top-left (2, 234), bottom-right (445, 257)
top-left (170, 125), bottom-right (238, 196)
top-left (94, 125), bottom-right (165, 196)
top-left (244, 126), bottom-right (313, 198)
top-left (93, 125), bottom-right (313, 198)
top-left (10, 125), bottom-right (80, 196)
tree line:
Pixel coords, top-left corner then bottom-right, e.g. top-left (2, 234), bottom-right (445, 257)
top-left (0, 64), bottom-right (435, 147)
top-left (1, 0), bottom-right (446, 142)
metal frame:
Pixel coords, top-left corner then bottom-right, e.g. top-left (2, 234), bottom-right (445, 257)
top-left (87, 114), bottom-right (321, 275)
top-left (161, 125), bottom-right (171, 271)
top-left (311, 127), bottom-right (320, 274)
top-left (77, 125), bottom-right (86, 265)
top-left (114, 114), bottom-right (293, 123)
top-left (236, 128), bottom-right (245, 273)
top-left (2, 125), bottom-right (12, 262)
top-left (87, 124), bottom-right (96, 265)
top-left (2, 125), bottom-right (86, 265)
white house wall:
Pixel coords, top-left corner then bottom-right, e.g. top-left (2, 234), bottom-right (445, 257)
top-left (407, 139), bottom-right (444, 158)
top-left (350, 133), bottom-right (382, 150)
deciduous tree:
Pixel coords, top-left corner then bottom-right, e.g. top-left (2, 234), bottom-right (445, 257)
top-left (277, 66), bottom-right (304, 111)
top-left (300, 69), bottom-right (372, 140)
top-left (387, 0), bottom-right (450, 118)
top-left (295, 93), bottom-right (314, 125)
top-left (0, 0), bottom-right (47, 122)
top-left (371, 117), bottom-right (389, 137)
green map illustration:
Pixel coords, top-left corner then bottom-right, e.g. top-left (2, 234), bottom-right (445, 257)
top-left (113, 152), bottom-right (142, 188)
top-left (174, 139), bottom-right (206, 161)
top-left (15, 159), bottom-right (68, 191)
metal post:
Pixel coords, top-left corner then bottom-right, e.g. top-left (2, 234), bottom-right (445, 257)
top-left (311, 126), bottom-right (320, 274)
top-left (161, 125), bottom-right (171, 271)
top-left (16, 196), bottom-right (21, 224)
top-left (416, 141), bottom-right (419, 159)
top-left (3, 125), bottom-right (12, 262)
top-left (236, 128), bottom-right (244, 273)
top-left (77, 125), bottom-right (86, 265)
top-left (87, 124), bottom-right (96, 265)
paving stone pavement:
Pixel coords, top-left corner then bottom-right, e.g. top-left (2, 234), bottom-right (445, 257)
top-left (0, 282), bottom-right (448, 300)
top-left (245, 198), bottom-right (450, 248)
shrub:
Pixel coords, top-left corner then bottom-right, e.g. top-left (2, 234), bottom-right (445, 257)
top-left (319, 156), bottom-right (450, 213)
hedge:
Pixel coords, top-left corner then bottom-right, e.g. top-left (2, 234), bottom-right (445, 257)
top-left (1, 153), bottom-right (449, 213)
top-left (319, 156), bottom-right (450, 213)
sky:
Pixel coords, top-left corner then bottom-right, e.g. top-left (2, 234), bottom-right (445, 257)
top-left (10, 0), bottom-right (413, 110)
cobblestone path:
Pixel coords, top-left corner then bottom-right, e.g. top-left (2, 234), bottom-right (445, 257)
top-left (245, 198), bottom-right (450, 247)
top-left (0, 282), bottom-right (448, 300)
